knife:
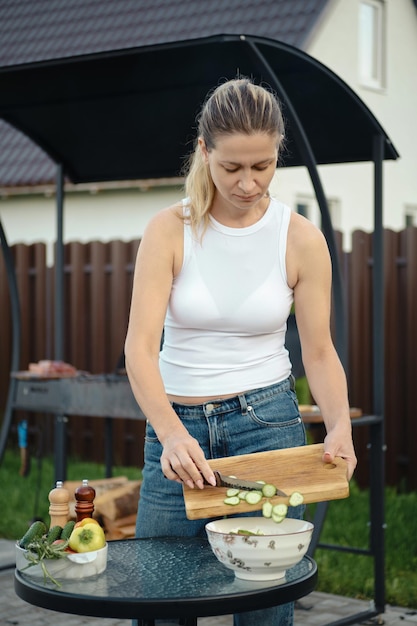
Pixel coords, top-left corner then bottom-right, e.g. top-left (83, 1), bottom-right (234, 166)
top-left (210, 470), bottom-right (287, 497)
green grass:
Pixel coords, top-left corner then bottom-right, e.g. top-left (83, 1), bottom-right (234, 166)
top-left (1, 449), bottom-right (416, 608)
top-left (311, 481), bottom-right (417, 607)
top-left (0, 449), bottom-right (141, 539)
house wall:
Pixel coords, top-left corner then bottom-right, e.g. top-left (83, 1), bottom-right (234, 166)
top-left (275, 0), bottom-right (417, 246)
top-left (0, 185), bottom-right (181, 264)
top-left (1, 0), bottom-right (416, 252)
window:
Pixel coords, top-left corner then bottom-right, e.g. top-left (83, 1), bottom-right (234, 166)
top-left (295, 196), bottom-right (341, 230)
top-left (325, 197), bottom-right (342, 231)
top-left (295, 202), bottom-right (309, 219)
top-left (404, 205), bottom-right (417, 227)
top-left (358, 0), bottom-right (386, 89)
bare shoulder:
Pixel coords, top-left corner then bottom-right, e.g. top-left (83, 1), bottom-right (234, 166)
top-left (142, 202), bottom-right (183, 241)
top-left (286, 211), bottom-right (331, 287)
top-left (288, 211), bottom-right (327, 247)
top-left (137, 202), bottom-right (184, 276)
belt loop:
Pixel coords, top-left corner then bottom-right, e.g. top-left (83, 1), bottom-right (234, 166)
top-left (238, 393), bottom-right (248, 416)
top-left (289, 374), bottom-right (296, 391)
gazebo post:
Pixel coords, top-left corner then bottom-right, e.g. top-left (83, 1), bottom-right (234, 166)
top-left (55, 163), bottom-right (65, 361)
top-left (0, 218), bottom-right (21, 464)
top-left (53, 163), bottom-right (67, 481)
top-left (370, 133), bottom-right (386, 612)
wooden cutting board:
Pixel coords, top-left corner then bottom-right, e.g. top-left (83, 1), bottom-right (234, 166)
top-left (183, 443), bottom-right (349, 520)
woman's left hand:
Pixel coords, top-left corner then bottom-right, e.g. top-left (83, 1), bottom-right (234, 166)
top-left (322, 431), bottom-right (357, 480)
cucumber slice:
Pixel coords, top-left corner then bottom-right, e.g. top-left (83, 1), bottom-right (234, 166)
top-left (289, 491), bottom-right (304, 507)
top-left (238, 491), bottom-right (248, 500)
top-left (272, 503), bottom-right (288, 518)
top-left (224, 496), bottom-right (240, 506)
top-left (245, 491), bottom-right (263, 505)
top-left (226, 488), bottom-right (240, 497)
top-left (262, 501), bottom-right (273, 518)
top-left (272, 513), bottom-right (285, 523)
top-left (261, 483), bottom-right (277, 498)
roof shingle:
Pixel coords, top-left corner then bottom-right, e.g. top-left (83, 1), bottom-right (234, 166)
top-left (0, 0), bottom-right (329, 188)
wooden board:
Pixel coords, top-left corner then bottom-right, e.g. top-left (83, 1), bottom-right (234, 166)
top-left (299, 405), bottom-right (362, 423)
top-left (183, 443), bottom-right (349, 520)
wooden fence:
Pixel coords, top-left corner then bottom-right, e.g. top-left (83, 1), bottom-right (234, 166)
top-left (0, 239), bottom-right (143, 467)
top-left (1, 230), bottom-right (416, 489)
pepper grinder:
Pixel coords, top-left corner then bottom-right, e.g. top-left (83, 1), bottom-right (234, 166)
top-left (48, 480), bottom-right (70, 528)
top-left (74, 479), bottom-right (96, 522)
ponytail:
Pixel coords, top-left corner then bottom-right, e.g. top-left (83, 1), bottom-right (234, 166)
top-left (183, 78), bottom-right (285, 237)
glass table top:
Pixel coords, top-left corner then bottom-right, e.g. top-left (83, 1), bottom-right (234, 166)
top-left (15, 537), bottom-right (317, 619)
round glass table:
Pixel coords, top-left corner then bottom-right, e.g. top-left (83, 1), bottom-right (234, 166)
top-left (15, 537), bottom-right (317, 626)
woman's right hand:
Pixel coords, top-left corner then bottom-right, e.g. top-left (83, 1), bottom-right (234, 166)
top-left (160, 430), bottom-right (217, 489)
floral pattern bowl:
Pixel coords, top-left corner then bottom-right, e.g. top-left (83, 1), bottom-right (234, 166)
top-left (205, 517), bottom-right (313, 581)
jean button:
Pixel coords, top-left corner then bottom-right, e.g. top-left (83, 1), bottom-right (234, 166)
top-left (206, 403), bottom-right (214, 411)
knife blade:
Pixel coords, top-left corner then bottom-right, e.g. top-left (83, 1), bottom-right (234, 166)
top-left (211, 470), bottom-right (287, 497)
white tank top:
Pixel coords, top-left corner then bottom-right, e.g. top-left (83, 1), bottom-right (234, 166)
top-left (159, 197), bottom-right (294, 396)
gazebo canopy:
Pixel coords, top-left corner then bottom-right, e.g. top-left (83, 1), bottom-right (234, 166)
top-left (0, 34), bottom-right (398, 184)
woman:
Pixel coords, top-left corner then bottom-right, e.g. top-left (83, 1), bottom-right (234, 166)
top-left (125, 78), bottom-right (357, 626)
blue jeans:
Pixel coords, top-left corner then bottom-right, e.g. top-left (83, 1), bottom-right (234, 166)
top-left (136, 376), bottom-right (306, 626)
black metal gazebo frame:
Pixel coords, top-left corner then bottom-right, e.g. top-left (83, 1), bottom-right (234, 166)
top-left (0, 34), bottom-right (399, 624)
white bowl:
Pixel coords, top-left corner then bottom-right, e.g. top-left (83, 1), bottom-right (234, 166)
top-left (206, 517), bottom-right (313, 581)
top-left (15, 542), bottom-right (108, 580)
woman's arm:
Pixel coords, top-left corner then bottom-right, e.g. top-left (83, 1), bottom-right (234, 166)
top-left (124, 207), bottom-right (215, 489)
top-left (287, 213), bottom-right (357, 480)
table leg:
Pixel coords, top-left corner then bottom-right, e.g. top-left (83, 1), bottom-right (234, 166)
top-left (307, 501), bottom-right (329, 556)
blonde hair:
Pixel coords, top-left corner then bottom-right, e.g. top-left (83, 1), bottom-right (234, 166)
top-left (183, 78), bottom-right (285, 235)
